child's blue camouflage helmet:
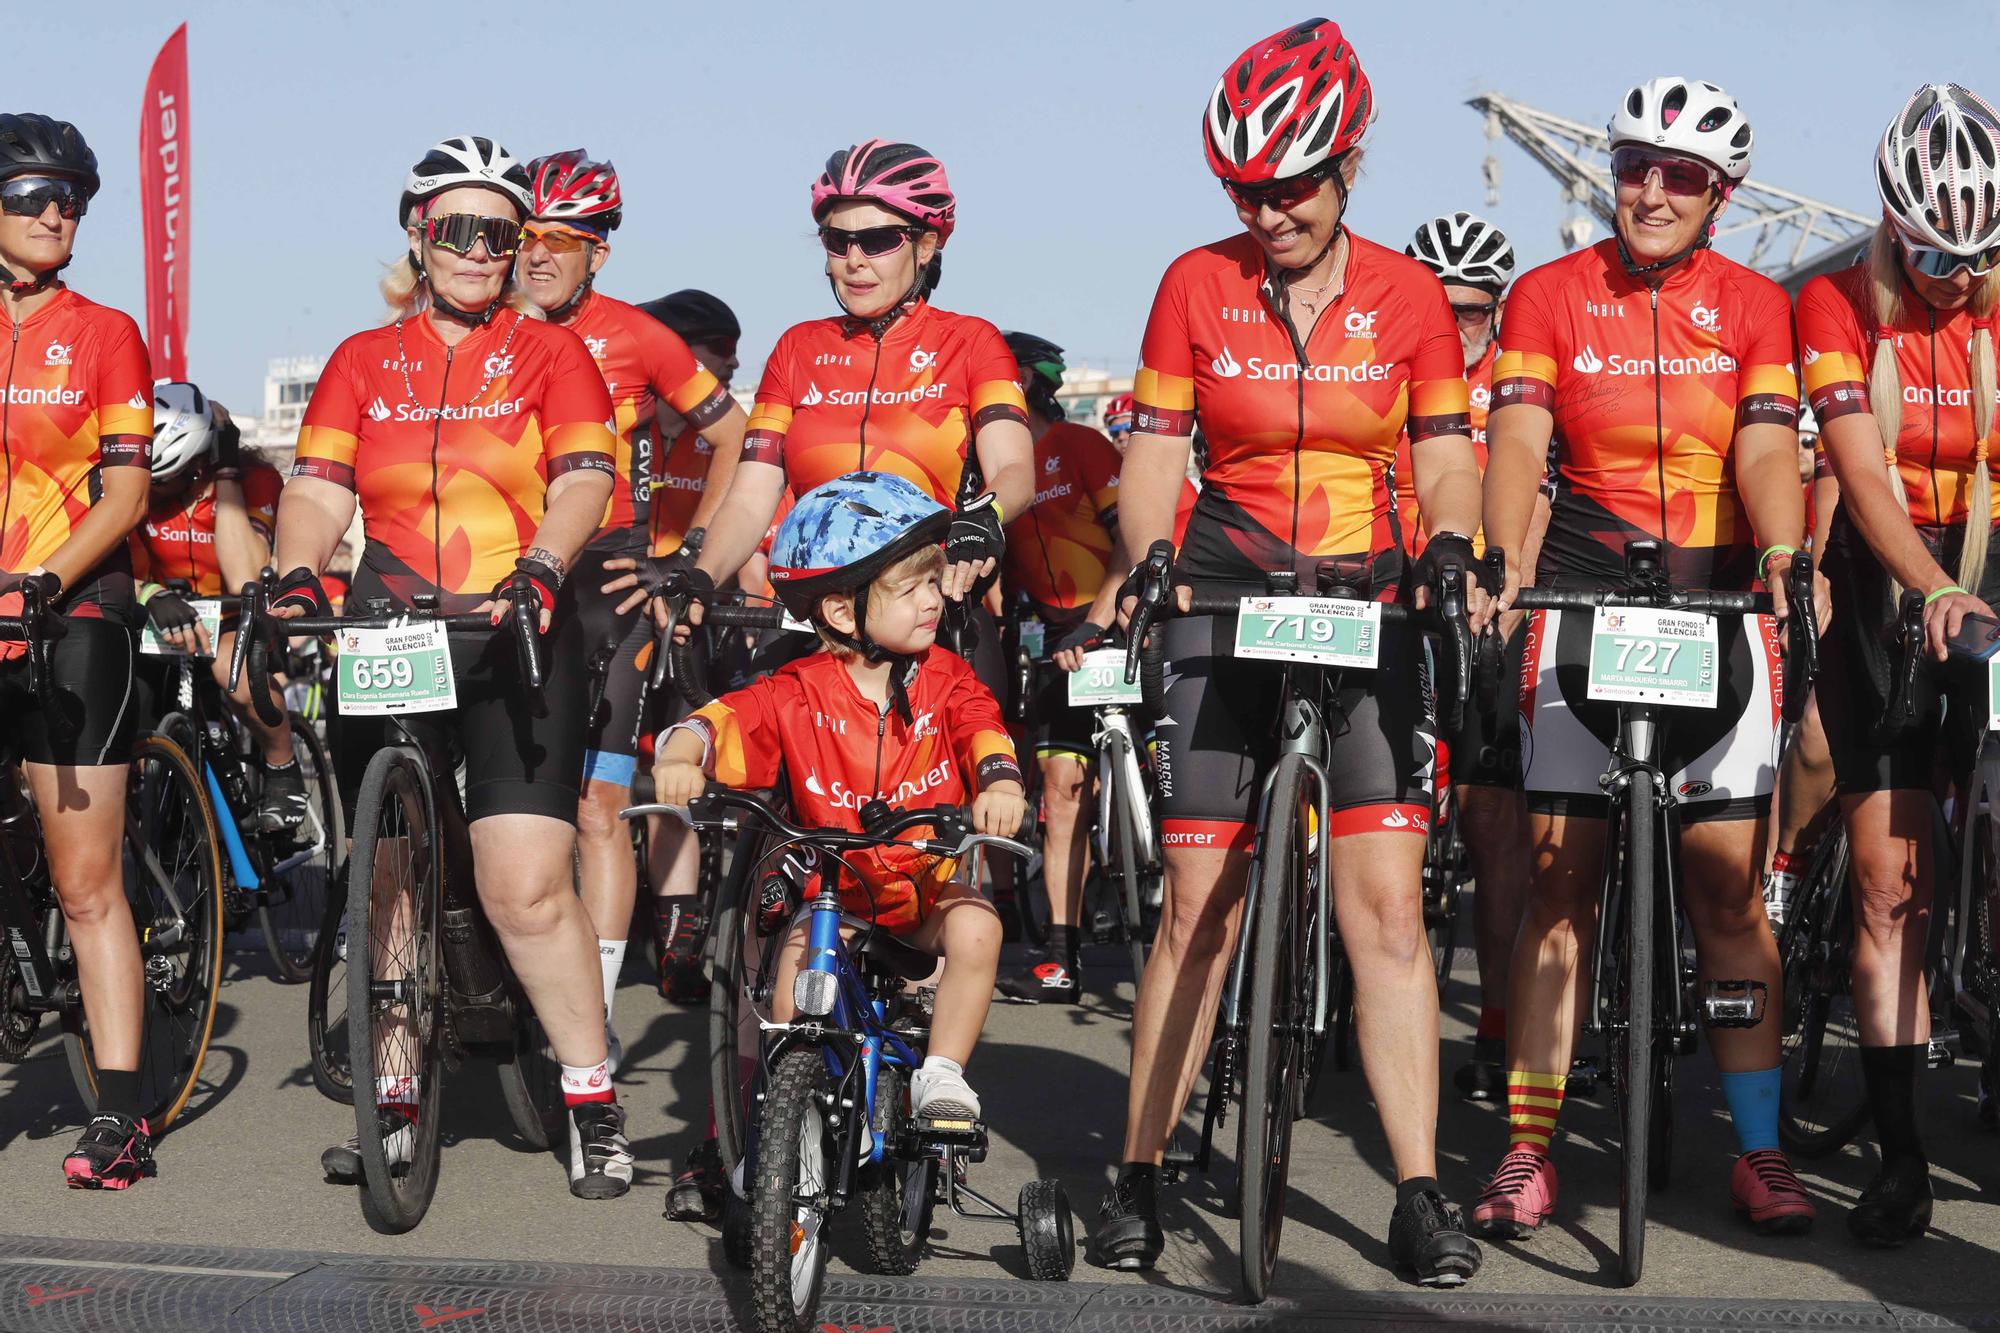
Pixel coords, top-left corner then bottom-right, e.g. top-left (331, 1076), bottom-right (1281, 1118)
top-left (768, 471), bottom-right (951, 622)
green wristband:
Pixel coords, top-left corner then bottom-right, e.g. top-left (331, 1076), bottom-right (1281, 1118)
top-left (1758, 544), bottom-right (1798, 578)
top-left (1925, 584), bottom-right (1968, 606)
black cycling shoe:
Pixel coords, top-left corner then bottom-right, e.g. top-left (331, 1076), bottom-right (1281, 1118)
top-left (1090, 1169), bottom-right (1164, 1270)
top-left (62, 1113), bottom-right (156, 1191)
top-left (665, 1138), bottom-right (725, 1222)
top-left (320, 1110), bottom-right (414, 1182)
top-left (1848, 1157), bottom-right (1933, 1247)
top-left (255, 759), bottom-right (311, 839)
top-left (1388, 1189), bottom-right (1483, 1287)
top-left (653, 900), bottom-right (710, 1005)
top-left (995, 955), bottom-right (1080, 1004)
top-left (1453, 1037), bottom-right (1505, 1102)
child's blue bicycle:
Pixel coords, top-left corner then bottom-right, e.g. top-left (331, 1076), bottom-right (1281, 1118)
top-left (624, 788), bottom-right (1074, 1333)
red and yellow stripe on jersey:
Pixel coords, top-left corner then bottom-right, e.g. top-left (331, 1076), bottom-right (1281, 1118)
top-left (1493, 241), bottom-right (1798, 589)
top-left (741, 301), bottom-right (1027, 505)
top-left (0, 288), bottom-right (153, 620)
top-left (131, 462), bottom-right (283, 596)
top-left (1132, 231), bottom-right (1470, 584)
top-left (567, 293), bottom-right (734, 552)
top-left (1394, 339), bottom-right (1497, 556)
top-left (1003, 421), bottom-right (1124, 623)
top-left (1795, 263), bottom-right (2000, 526)
top-left (675, 648), bottom-right (1022, 934)
top-left (292, 311), bottom-right (614, 612)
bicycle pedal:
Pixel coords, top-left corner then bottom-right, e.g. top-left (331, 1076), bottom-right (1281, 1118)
top-left (911, 1116), bottom-right (988, 1162)
top-left (1702, 979), bottom-right (1768, 1029)
top-left (1088, 911), bottom-right (1117, 946)
top-left (1160, 1146), bottom-right (1196, 1185)
top-left (1567, 1055), bottom-right (1601, 1098)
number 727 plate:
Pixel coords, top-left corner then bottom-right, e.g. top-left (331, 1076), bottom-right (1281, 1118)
top-left (1585, 606), bottom-right (1720, 708)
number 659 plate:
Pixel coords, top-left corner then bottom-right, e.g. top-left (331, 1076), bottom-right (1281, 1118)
top-left (338, 620), bottom-right (458, 716)
top-left (1585, 606), bottom-right (1720, 708)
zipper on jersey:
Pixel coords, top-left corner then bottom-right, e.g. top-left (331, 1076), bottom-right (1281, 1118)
top-left (1267, 280), bottom-right (1312, 560)
top-left (872, 703), bottom-right (888, 801)
top-left (1648, 287), bottom-right (1668, 543)
top-left (857, 327), bottom-right (885, 473)
top-left (430, 346), bottom-right (454, 596)
top-left (1, 319), bottom-right (21, 558)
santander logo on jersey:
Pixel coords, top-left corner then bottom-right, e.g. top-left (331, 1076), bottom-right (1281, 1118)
top-left (1570, 343), bottom-right (1736, 378)
top-left (1209, 345), bottom-right (1388, 384)
top-left (804, 759), bottom-right (952, 811)
top-left (1210, 348), bottom-right (1243, 378)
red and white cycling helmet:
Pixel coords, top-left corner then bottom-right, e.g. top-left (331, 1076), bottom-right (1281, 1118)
top-left (1103, 392), bottom-right (1135, 426)
top-left (811, 139), bottom-right (956, 246)
top-left (1876, 83), bottom-right (2000, 260)
top-left (528, 150), bottom-right (623, 232)
top-left (1607, 78), bottom-right (1753, 184)
top-left (1203, 17), bottom-right (1373, 185)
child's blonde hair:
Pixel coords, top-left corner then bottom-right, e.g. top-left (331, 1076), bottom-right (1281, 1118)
top-left (815, 543), bottom-right (946, 659)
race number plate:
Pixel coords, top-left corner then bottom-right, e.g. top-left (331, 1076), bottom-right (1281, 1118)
top-left (338, 621), bottom-right (457, 716)
top-left (1586, 606), bottom-right (1720, 708)
top-left (1233, 596), bottom-right (1381, 669)
top-left (139, 599), bottom-right (223, 657)
top-left (1987, 657), bottom-right (2000, 730)
top-left (1068, 647), bottom-right (1142, 707)
top-left (1018, 618), bottom-right (1046, 661)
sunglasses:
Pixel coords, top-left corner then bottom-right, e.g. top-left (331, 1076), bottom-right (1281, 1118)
top-left (519, 223), bottom-right (602, 254)
top-left (0, 177), bottom-right (87, 220)
top-left (818, 224), bottom-right (924, 258)
top-left (1609, 146), bottom-right (1720, 198)
top-left (1899, 233), bottom-right (2000, 279)
top-left (694, 337), bottom-right (740, 358)
top-left (1223, 163), bottom-right (1334, 215)
top-left (1450, 300), bottom-right (1499, 323)
top-left (422, 212), bottom-right (523, 258)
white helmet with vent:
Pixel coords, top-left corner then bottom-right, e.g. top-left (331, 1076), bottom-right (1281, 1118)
top-left (1608, 77), bottom-right (1753, 183)
top-left (1876, 83), bottom-right (2000, 256)
top-left (151, 381), bottom-right (215, 483)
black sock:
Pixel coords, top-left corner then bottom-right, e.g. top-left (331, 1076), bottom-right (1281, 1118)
top-left (1860, 1043), bottom-right (1926, 1167)
top-left (1047, 924), bottom-right (1078, 964)
top-left (1396, 1175), bottom-right (1439, 1208)
top-left (96, 1068), bottom-right (140, 1120)
top-left (1115, 1160), bottom-right (1156, 1207)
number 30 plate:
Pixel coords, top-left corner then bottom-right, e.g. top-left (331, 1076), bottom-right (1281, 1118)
top-left (1586, 606), bottom-right (1720, 708)
top-left (338, 621), bottom-right (458, 716)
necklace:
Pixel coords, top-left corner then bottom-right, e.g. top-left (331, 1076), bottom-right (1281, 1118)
top-left (392, 310), bottom-right (523, 414)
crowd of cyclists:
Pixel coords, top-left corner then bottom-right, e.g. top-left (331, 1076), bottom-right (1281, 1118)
top-left (5, 9), bottom-right (2000, 1295)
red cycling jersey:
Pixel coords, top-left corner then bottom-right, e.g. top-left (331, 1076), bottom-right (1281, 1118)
top-left (1795, 264), bottom-right (2000, 527)
top-left (677, 648), bottom-right (1022, 933)
top-left (1133, 231), bottom-right (1470, 584)
top-left (131, 462), bottom-right (283, 596)
top-left (1004, 421), bottom-right (1123, 623)
top-left (1394, 339), bottom-right (1497, 556)
top-left (293, 311), bottom-right (615, 612)
top-left (0, 288), bottom-right (153, 621)
top-left (742, 301), bottom-right (1027, 505)
top-left (566, 293), bottom-right (735, 553)
top-left (646, 423), bottom-right (716, 558)
top-left (1493, 241), bottom-right (1798, 589)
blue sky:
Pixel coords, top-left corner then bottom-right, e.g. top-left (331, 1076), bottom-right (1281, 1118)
top-left (15, 1), bottom-right (2000, 410)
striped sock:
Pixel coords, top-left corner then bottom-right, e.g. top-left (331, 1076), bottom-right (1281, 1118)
top-left (1506, 1070), bottom-right (1567, 1154)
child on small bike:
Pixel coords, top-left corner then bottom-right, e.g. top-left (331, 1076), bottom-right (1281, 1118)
top-left (654, 471), bottom-right (1027, 1118)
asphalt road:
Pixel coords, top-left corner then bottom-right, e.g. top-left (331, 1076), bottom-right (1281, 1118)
top-left (1, 928), bottom-right (1997, 1319)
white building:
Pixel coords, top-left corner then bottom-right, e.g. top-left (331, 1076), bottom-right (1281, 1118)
top-left (247, 355), bottom-right (322, 468)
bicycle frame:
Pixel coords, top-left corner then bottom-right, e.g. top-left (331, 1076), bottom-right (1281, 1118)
top-left (0, 766), bottom-right (71, 1014)
top-left (1090, 707), bottom-right (1159, 877)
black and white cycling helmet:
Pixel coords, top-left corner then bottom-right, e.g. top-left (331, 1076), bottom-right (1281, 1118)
top-left (1875, 83), bottom-right (2000, 257)
top-left (1608, 77), bottom-right (1753, 184)
top-left (1406, 212), bottom-right (1516, 292)
top-left (151, 381), bottom-right (216, 483)
top-left (398, 135), bottom-right (531, 226)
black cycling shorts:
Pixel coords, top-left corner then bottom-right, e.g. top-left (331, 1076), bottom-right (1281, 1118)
top-left (1818, 512), bottom-right (2000, 795)
top-left (0, 617), bottom-right (139, 767)
top-left (1151, 603), bottom-right (1436, 854)
top-left (572, 546), bottom-right (652, 791)
top-left (1449, 622), bottom-right (1525, 790)
top-left (333, 568), bottom-right (587, 825)
top-left (1027, 659), bottom-right (1096, 763)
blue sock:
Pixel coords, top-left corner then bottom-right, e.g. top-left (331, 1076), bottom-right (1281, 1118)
top-left (1720, 1065), bottom-right (1782, 1154)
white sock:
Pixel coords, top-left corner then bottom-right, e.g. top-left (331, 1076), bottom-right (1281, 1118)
top-left (561, 1060), bottom-right (613, 1104)
top-left (598, 939), bottom-right (627, 1019)
top-left (376, 1074), bottom-right (420, 1107)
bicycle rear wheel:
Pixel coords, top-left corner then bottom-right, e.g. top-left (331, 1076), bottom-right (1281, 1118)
top-left (710, 827), bottom-right (759, 1172)
top-left (1103, 729), bottom-right (1149, 982)
top-left (345, 745), bottom-right (447, 1234)
top-left (1613, 768), bottom-right (1658, 1288)
top-left (257, 714), bottom-right (343, 982)
top-left (1237, 754), bottom-right (1310, 1303)
top-left (1777, 826), bottom-right (1869, 1156)
top-left (496, 998), bottom-right (563, 1151)
top-left (63, 733), bottom-right (226, 1129)
top-left (306, 890), bottom-right (352, 1103)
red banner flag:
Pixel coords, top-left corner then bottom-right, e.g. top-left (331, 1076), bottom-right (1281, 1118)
top-left (139, 24), bottom-right (189, 381)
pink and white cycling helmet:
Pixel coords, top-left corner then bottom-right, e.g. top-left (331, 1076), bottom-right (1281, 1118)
top-left (1876, 83), bottom-right (2000, 260)
top-left (811, 139), bottom-right (956, 246)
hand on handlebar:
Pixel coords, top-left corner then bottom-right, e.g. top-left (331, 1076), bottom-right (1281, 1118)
top-left (1925, 587), bottom-right (1997, 663)
top-left (269, 566), bottom-right (329, 622)
top-left (475, 559), bottom-right (559, 634)
top-left (972, 781), bottom-right (1028, 838)
top-left (1761, 552), bottom-right (1832, 641)
top-left (653, 757), bottom-right (708, 808)
top-left (1050, 620), bottom-right (1110, 672)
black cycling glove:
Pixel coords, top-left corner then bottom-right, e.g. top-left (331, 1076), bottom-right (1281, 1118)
top-left (270, 567), bottom-right (330, 617)
top-left (634, 550), bottom-right (696, 600)
top-left (943, 493), bottom-right (1006, 569)
top-left (1412, 533), bottom-right (1479, 597)
top-left (1053, 620), bottom-right (1110, 656)
top-left (493, 556), bottom-right (563, 628)
top-left (146, 590), bottom-right (200, 635)
top-left (212, 418), bottom-right (242, 474)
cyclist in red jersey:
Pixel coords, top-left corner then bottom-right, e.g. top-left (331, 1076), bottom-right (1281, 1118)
top-left (673, 140), bottom-right (1033, 695)
top-left (131, 381), bottom-right (305, 835)
top-left (1097, 20), bottom-right (1491, 1284)
top-left (0, 114), bottom-right (158, 1190)
top-left (1798, 84), bottom-right (2000, 1245)
top-left (273, 136), bottom-right (633, 1201)
top-left (1476, 79), bottom-right (1818, 1240)
top-left (511, 151), bottom-right (751, 1076)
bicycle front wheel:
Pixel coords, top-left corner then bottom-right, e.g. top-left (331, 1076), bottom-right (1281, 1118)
top-left (258, 713), bottom-right (343, 982)
top-left (1103, 729), bottom-right (1149, 982)
top-left (1614, 767), bottom-right (1658, 1288)
top-left (345, 745), bottom-right (446, 1234)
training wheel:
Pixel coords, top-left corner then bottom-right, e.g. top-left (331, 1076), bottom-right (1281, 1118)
top-left (1016, 1178), bottom-right (1075, 1281)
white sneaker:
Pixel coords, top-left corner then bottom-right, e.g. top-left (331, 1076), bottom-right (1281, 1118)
top-left (911, 1060), bottom-right (981, 1120)
top-left (568, 1101), bottom-right (634, 1199)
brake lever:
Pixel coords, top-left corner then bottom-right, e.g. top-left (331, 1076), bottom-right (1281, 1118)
top-left (1781, 552), bottom-right (1818, 724)
top-left (619, 802), bottom-right (694, 827)
top-left (1124, 539), bottom-right (1176, 685)
top-left (1881, 589), bottom-right (1926, 735)
top-left (227, 579), bottom-right (261, 694)
top-left (507, 571), bottom-right (546, 711)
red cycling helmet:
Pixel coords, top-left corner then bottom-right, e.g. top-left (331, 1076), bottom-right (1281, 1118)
top-left (811, 139), bottom-right (955, 246)
top-left (528, 149), bottom-right (622, 231)
top-left (1103, 392), bottom-right (1135, 425)
top-left (1204, 18), bottom-right (1373, 185)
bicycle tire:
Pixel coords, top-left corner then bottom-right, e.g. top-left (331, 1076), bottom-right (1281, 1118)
top-left (1777, 826), bottom-right (1869, 1157)
top-left (1237, 753), bottom-right (1309, 1303)
top-left (306, 889), bottom-right (353, 1103)
top-left (62, 732), bottom-right (226, 1129)
top-left (750, 1046), bottom-right (836, 1333)
top-left (1615, 767), bottom-right (1658, 1288)
top-left (258, 714), bottom-right (343, 982)
top-left (1104, 729), bottom-right (1148, 982)
top-left (496, 1000), bottom-right (563, 1152)
top-left (1424, 785), bottom-right (1463, 996)
top-left (345, 745), bottom-right (447, 1234)
top-left (709, 827), bottom-right (758, 1173)
top-left (857, 1063), bottom-right (936, 1275)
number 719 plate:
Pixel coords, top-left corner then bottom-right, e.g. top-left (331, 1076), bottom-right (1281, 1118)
top-left (1586, 606), bottom-right (1720, 708)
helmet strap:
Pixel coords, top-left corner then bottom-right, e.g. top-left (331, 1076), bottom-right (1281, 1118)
top-left (546, 271), bottom-right (595, 323)
top-left (1614, 188), bottom-right (1728, 284)
top-left (414, 251), bottom-right (507, 327)
top-left (0, 253), bottom-right (70, 297)
top-left (815, 582), bottom-right (917, 722)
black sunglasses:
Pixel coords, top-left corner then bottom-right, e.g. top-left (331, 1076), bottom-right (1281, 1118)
top-left (1450, 300), bottom-right (1499, 322)
top-left (1222, 161), bottom-right (1336, 214)
top-left (1, 177), bottom-right (88, 220)
top-left (818, 224), bottom-right (923, 258)
top-left (422, 212), bottom-right (523, 258)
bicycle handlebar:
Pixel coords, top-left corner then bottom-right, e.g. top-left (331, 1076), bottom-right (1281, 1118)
top-left (619, 786), bottom-right (1034, 863)
top-left (0, 580), bottom-right (68, 718)
top-left (664, 602), bottom-right (793, 708)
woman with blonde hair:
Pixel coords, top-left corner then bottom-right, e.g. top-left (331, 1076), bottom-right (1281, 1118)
top-left (1796, 82), bottom-right (2000, 1246)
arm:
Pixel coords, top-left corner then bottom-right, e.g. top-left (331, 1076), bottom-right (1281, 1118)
top-left (1409, 433), bottom-right (1484, 541)
top-left (1733, 419), bottom-right (1810, 622)
top-left (273, 477), bottom-right (357, 579)
top-left (1482, 403), bottom-right (1555, 608)
top-left (971, 417), bottom-right (1034, 523)
top-left (526, 468), bottom-right (614, 575)
top-left (692, 458), bottom-right (787, 588)
top-left (1116, 435), bottom-right (1194, 584)
top-left (212, 478), bottom-right (271, 590)
top-left (1820, 411), bottom-right (1950, 594)
top-left (1810, 473), bottom-right (1839, 559)
top-left (39, 466), bottom-right (148, 592)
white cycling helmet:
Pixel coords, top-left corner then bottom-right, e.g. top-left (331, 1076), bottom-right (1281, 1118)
top-left (1608, 77), bottom-right (1753, 184)
top-left (1406, 211), bottom-right (1516, 291)
top-left (398, 134), bottom-right (531, 226)
top-left (1876, 83), bottom-right (2000, 257)
top-left (151, 381), bottom-right (215, 483)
